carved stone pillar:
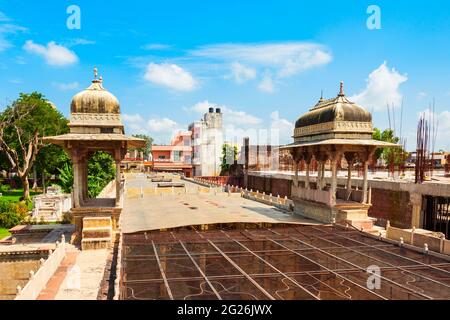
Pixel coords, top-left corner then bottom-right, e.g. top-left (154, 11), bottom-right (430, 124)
top-left (115, 160), bottom-right (121, 207)
top-left (330, 159), bottom-right (338, 206)
top-left (293, 160), bottom-right (299, 187)
top-left (317, 161), bottom-right (323, 190)
top-left (344, 152), bottom-right (355, 200)
top-left (359, 147), bottom-right (375, 204)
top-left (72, 153), bottom-right (81, 208)
top-left (410, 193), bottom-right (423, 228)
top-left (82, 157), bottom-right (88, 200)
top-left (362, 161), bottom-right (369, 204)
top-left (303, 151), bottom-right (312, 190)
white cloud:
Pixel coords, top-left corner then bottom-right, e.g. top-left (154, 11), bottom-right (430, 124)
top-left (122, 113), bottom-right (144, 123)
top-left (350, 61), bottom-right (407, 111)
top-left (0, 23), bottom-right (27, 52)
top-left (148, 117), bottom-right (178, 133)
top-left (228, 62), bottom-right (256, 83)
top-left (270, 111), bottom-right (294, 144)
top-left (9, 79), bottom-right (22, 84)
top-left (189, 100), bottom-right (293, 147)
top-left (122, 114), bottom-right (183, 143)
top-left (0, 38), bottom-right (10, 51)
top-left (258, 74), bottom-right (275, 93)
top-left (23, 40), bottom-right (78, 66)
top-left (190, 100), bottom-right (262, 126)
top-left (191, 42), bottom-right (332, 79)
top-left (142, 43), bottom-right (171, 50)
top-left (66, 38), bottom-right (95, 46)
top-left (0, 11), bottom-right (10, 22)
top-left (417, 91), bottom-right (427, 99)
top-left (144, 63), bottom-right (197, 91)
top-left (52, 81), bottom-right (79, 91)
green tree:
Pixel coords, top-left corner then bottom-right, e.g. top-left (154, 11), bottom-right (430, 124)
top-left (372, 128), bottom-right (406, 166)
top-left (220, 143), bottom-right (238, 173)
top-left (131, 134), bottom-right (153, 159)
top-left (56, 162), bottom-right (74, 194)
top-left (87, 151), bottom-right (115, 198)
top-left (54, 151), bottom-right (115, 198)
top-left (34, 145), bottom-right (71, 191)
top-left (0, 92), bottom-right (68, 200)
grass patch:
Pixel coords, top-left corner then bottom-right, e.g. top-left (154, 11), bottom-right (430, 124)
top-left (0, 189), bottom-right (41, 203)
top-left (0, 228), bottom-right (11, 240)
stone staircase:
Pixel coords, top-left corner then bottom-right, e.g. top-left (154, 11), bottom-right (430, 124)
top-left (34, 200), bottom-right (59, 222)
top-left (81, 217), bottom-right (112, 250)
top-left (336, 204), bottom-right (375, 231)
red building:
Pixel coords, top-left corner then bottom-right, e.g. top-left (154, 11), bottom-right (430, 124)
top-left (148, 131), bottom-right (193, 177)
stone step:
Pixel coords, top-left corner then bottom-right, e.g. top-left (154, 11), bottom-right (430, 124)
top-left (38, 209), bottom-right (56, 213)
top-left (81, 237), bottom-right (111, 250)
top-left (83, 216), bottom-right (112, 229)
top-left (82, 227), bottom-right (112, 239)
top-left (344, 218), bottom-right (375, 231)
top-left (337, 209), bottom-right (369, 221)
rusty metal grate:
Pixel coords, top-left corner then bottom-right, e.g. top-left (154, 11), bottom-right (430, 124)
top-left (120, 225), bottom-right (450, 300)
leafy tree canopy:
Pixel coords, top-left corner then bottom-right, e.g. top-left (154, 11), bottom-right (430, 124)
top-left (131, 134), bottom-right (153, 159)
top-left (220, 143), bottom-right (238, 173)
top-left (0, 92), bottom-right (68, 200)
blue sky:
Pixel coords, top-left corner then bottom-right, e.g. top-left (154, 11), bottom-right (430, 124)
top-left (0, 0), bottom-right (449, 150)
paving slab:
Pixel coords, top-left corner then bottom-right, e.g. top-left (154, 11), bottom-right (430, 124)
top-left (121, 174), bottom-right (322, 233)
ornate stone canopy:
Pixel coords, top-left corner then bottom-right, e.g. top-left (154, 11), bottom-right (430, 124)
top-left (282, 82), bottom-right (397, 149)
top-left (294, 82), bottom-right (373, 143)
top-left (280, 82), bottom-right (400, 218)
top-left (44, 68), bottom-right (145, 209)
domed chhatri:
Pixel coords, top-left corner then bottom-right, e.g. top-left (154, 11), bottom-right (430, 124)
top-left (71, 67), bottom-right (120, 114)
top-left (43, 66), bottom-right (145, 225)
top-left (293, 82), bottom-right (373, 143)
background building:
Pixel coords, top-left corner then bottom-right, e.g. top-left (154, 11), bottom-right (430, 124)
top-left (188, 107), bottom-right (223, 176)
top-left (149, 131), bottom-right (193, 177)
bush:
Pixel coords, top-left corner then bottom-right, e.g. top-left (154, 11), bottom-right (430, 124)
top-left (61, 211), bottom-right (72, 224)
top-left (0, 184), bottom-right (11, 194)
top-left (0, 199), bottom-right (28, 229)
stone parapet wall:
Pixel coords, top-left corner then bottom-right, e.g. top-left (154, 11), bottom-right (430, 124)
top-left (246, 171), bottom-right (449, 229)
top-left (15, 236), bottom-right (66, 300)
top-left (386, 225), bottom-right (448, 254)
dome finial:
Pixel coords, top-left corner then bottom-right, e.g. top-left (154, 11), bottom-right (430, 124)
top-left (338, 81), bottom-right (345, 96)
top-left (318, 90), bottom-right (324, 103)
top-left (94, 67), bottom-right (98, 79)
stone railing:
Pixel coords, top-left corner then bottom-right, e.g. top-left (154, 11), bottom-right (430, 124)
top-left (291, 185), bottom-right (333, 206)
top-left (386, 222), bottom-right (450, 255)
top-left (15, 235), bottom-right (66, 300)
top-left (97, 179), bottom-right (116, 198)
top-left (185, 177), bottom-right (294, 211)
top-left (241, 188), bottom-right (294, 212)
top-left (192, 176), bottom-right (243, 188)
top-left (336, 188), bottom-right (363, 202)
top-left (113, 232), bottom-right (123, 300)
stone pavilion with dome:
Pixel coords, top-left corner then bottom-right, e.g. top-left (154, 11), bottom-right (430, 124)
top-left (44, 68), bottom-right (145, 248)
top-left (280, 82), bottom-right (399, 228)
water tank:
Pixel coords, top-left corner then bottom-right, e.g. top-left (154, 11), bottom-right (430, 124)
top-left (208, 107), bottom-right (214, 113)
top-left (216, 108), bottom-right (221, 113)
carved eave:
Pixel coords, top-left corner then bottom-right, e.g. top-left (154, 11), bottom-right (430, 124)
top-left (69, 113), bottom-right (123, 127)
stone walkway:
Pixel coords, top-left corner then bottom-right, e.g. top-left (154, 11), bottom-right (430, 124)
top-left (121, 173), bottom-right (322, 233)
top-left (38, 245), bottom-right (109, 300)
